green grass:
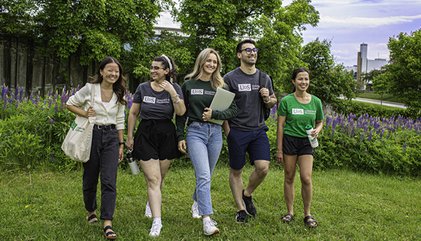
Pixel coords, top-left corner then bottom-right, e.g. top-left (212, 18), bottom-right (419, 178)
top-left (1, 164), bottom-right (420, 240)
top-left (356, 92), bottom-right (404, 103)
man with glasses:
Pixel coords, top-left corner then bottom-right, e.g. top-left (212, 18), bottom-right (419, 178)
top-left (223, 39), bottom-right (277, 223)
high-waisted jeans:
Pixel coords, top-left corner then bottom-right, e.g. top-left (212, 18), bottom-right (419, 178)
top-left (83, 124), bottom-right (119, 220)
top-left (186, 122), bottom-right (222, 216)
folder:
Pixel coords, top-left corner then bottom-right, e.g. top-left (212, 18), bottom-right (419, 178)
top-left (209, 87), bottom-right (235, 125)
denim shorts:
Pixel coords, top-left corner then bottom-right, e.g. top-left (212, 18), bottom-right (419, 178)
top-left (227, 127), bottom-right (270, 170)
top-left (283, 134), bottom-right (313, 156)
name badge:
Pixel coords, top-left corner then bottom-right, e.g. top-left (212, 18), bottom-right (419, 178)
top-left (292, 108), bottom-right (304, 115)
top-left (191, 89), bottom-right (204, 95)
top-left (238, 84), bottom-right (251, 92)
top-left (143, 96), bottom-right (156, 104)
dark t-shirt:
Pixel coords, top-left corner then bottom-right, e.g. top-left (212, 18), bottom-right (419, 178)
top-left (175, 79), bottom-right (238, 141)
top-left (224, 67), bottom-right (274, 131)
top-left (132, 81), bottom-right (183, 120)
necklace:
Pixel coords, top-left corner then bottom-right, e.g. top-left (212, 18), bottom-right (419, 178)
top-left (101, 88), bottom-right (113, 102)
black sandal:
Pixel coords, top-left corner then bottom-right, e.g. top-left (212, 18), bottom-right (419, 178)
top-left (103, 225), bottom-right (117, 240)
top-left (86, 213), bottom-right (98, 223)
top-left (281, 213), bottom-right (294, 223)
top-left (304, 215), bottom-right (318, 228)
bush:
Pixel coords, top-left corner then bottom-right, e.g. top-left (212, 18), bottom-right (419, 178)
top-left (330, 99), bottom-right (419, 119)
top-left (0, 96), bottom-right (76, 171)
top-left (1, 90), bottom-right (420, 177)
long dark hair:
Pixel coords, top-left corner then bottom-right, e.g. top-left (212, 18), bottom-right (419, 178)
top-left (153, 55), bottom-right (177, 83)
top-left (90, 56), bottom-right (127, 105)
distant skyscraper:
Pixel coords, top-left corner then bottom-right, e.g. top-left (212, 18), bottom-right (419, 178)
top-left (356, 43), bottom-right (388, 90)
top-left (360, 43), bottom-right (368, 73)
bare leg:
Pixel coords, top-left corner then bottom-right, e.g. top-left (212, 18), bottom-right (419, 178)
top-left (243, 160), bottom-right (269, 196)
top-left (283, 154), bottom-right (298, 215)
top-left (298, 155), bottom-right (313, 217)
top-left (229, 168), bottom-right (245, 210)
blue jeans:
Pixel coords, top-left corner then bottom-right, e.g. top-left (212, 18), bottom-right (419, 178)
top-left (186, 122), bottom-right (223, 216)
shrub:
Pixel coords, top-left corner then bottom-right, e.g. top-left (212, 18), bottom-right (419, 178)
top-left (330, 99), bottom-right (419, 119)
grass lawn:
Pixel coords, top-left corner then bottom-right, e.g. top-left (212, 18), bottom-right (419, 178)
top-left (356, 92), bottom-right (404, 103)
top-left (1, 163), bottom-right (420, 241)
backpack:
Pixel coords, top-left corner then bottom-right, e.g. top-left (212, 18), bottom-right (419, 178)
top-left (258, 70), bottom-right (273, 120)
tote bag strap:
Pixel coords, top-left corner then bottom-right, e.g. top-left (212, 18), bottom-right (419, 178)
top-left (88, 84), bottom-right (96, 123)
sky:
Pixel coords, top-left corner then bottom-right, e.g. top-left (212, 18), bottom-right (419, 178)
top-left (157, 0), bottom-right (421, 67)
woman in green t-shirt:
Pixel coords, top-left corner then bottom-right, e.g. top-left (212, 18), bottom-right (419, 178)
top-left (276, 68), bottom-right (324, 228)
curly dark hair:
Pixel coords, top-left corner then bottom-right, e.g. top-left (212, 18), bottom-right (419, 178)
top-left (153, 55), bottom-right (177, 83)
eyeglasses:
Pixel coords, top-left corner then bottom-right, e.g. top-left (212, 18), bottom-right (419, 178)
top-left (241, 48), bottom-right (259, 54)
top-left (150, 66), bottom-right (164, 70)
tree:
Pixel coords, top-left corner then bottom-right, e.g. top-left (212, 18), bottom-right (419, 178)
top-left (372, 69), bottom-right (390, 105)
top-left (300, 39), bottom-right (355, 104)
top-left (378, 30), bottom-right (421, 109)
top-left (175, 0), bottom-right (319, 93)
top-left (37, 0), bottom-right (159, 68)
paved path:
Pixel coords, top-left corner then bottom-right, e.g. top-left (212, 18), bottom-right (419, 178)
top-left (353, 97), bottom-right (407, 109)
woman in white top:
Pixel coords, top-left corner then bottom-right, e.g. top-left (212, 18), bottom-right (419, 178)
top-left (66, 56), bottom-right (126, 240)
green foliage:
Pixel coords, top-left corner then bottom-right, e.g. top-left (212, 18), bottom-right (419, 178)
top-left (331, 99), bottom-right (419, 119)
top-left (377, 29), bottom-right (421, 109)
top-left (0, 98), bottom-right (76, 171)
top-left (176, 0), bottom-right (319, 84)
top-left (300, 39), bottom-right (356, 103)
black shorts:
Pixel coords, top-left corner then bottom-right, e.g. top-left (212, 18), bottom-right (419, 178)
top-left (133, 119), bottom-right (181, 161)
top-left (283, 134), bottom-right (313, 156)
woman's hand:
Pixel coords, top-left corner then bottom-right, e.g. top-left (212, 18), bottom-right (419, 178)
top-left (86, 107), bottom-right (96, 118)
top-left (159, 80), bottom-right (177, 96)
top-left (202, 108), bottom-right (212, 122)
top-left (178, 140), bottom-right (187, 154)
top-left (126, 137), bottom-right (134, 150)
top-left (276, 149), bottom-right (284, 165)
top-left (118, 145), bottom-right (124, 163)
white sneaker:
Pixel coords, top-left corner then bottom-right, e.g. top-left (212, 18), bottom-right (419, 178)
top-left (191, 201), bottom-right (201, 219)
top-left (203, 219), bottom-right (219, 236)
top-left (145, 202), bottom-right (152, 218)
top-left (149, 220), bottom-right (162, 237)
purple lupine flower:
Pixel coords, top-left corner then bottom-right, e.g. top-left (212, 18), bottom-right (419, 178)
top-left (368, 130), bottom-right (373, 141)
top-left (2, 85), bottom-right (8, 100)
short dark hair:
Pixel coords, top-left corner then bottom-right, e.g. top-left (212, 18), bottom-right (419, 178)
top-left (236, 39), bottom-right (256, 53)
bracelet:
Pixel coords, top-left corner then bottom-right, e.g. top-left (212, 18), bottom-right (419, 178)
top-left (172, 94), bottom-right (181, 104)
top-left (119, 142), bottom-right (124, 145)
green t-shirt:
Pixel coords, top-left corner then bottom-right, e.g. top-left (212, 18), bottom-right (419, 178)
top-left (277, 93), bottom-right (324, 137)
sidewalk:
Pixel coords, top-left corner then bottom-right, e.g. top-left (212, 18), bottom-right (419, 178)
top-left (353, 97), bottom-right (407, 109)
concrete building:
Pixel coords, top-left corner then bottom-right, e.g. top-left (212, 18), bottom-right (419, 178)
top-left (356, 43), bottom-right (388, 90)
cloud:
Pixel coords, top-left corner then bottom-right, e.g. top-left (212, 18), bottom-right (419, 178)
top-left (321, 14), bottom-right (421, 28)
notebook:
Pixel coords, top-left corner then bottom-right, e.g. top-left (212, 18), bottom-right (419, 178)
top-left (209, 87), bottom-right (236, 125)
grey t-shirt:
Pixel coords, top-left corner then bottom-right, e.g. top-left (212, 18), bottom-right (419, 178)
top-left (224, 67), bottom-right (273, 130)
top-left (133, 81), bottom-right (183, 120)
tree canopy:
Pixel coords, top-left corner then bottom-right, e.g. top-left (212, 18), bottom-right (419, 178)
top-left (377, 29), bottom-right (421, 109)
top-left (300, 39), bottom-right (355, 104)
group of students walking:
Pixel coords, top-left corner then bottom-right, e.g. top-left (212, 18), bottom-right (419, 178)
top-left (65, 39), bottom-right (324, 239)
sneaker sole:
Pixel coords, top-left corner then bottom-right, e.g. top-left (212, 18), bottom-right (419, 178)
top-left (204, 228), bottom-right (220, 236)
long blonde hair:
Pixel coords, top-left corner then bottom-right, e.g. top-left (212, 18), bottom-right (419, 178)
top-left (185, 48), bottom-right (224, 90)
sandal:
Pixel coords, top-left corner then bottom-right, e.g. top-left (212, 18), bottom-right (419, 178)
top-left (86, 213), bottom-right (98, 223)
top-left (103, 225), bottom-right (117, 240)
top-left (304, 215), bottom-right (318, 228)
top-left (281, 213), bottom-right (294, 223)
